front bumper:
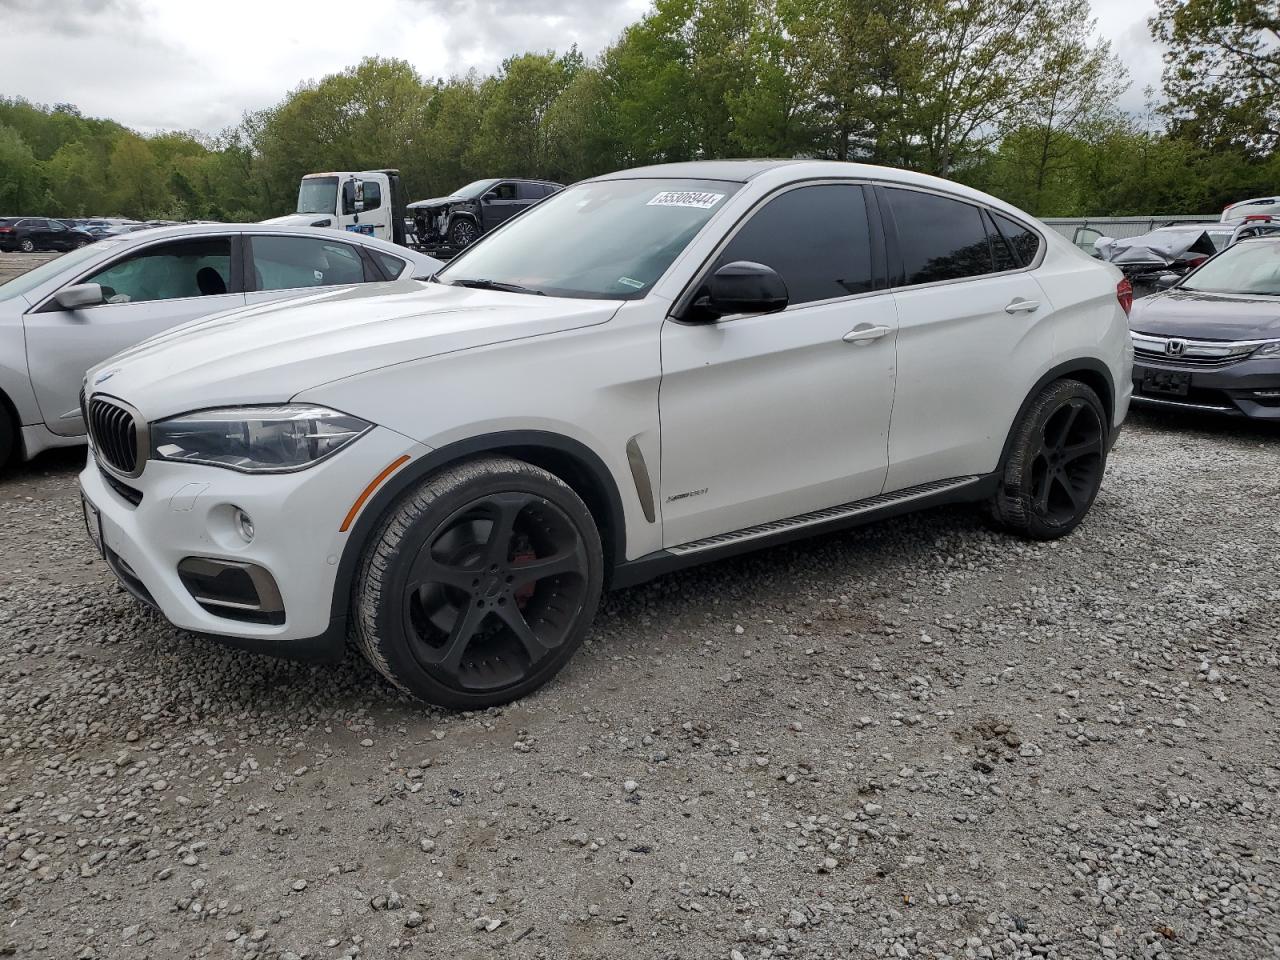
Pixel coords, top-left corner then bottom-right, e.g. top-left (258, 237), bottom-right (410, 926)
top-left (79, 426), bottom-right (425, 659)
top-left (1131, 355), bottom-right (1280, 419)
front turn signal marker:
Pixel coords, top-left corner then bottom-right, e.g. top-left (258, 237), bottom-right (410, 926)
top-left (340, 455), bottom-right (410, 532)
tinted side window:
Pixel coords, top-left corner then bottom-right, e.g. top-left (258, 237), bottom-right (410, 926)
top-left (371, 249), bottom-right (407, 278)
top-left (992, 212), bottom-right (1041, 266)
top-left (984, 211), bottom-right (1018, 272)
top-left (494, 182), bottom-right (518, 200)
top-left (86, 237), bottom-right (233, 304)
top-left (887, 189), bottom-right (993, 285)
top-left (516, 182), bottom-right (544, 201)
top-left (252, 236), bottom-right (366, 291)
top-left (363, 181), bottom-right (382, 211)
top-left (714, 184), bottom-right (874, 305)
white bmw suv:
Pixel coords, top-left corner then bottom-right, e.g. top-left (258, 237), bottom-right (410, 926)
top-left (79, 160), bottom-right (1133, 708)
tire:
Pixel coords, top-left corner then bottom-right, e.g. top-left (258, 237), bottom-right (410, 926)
top-left (989, 379), bottom-right (1109, 540)
top-left (74, 239), bottom-right (89, 248)
top-left (354, 456), bottom-right (604, 709)
top-left (448, 218), bottom-right (478, 248)
top-left (18, 238), bottom-right (35, 253)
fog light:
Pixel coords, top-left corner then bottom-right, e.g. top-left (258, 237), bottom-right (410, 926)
top-left (234, 508), bottom-right (255, 542)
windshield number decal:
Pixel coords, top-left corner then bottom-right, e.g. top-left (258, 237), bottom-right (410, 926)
top-left (648, 191), bottom-right (724, 210)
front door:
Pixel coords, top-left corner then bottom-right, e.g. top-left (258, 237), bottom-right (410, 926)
top-left (25, 234), bottom-right (244, 435)
top-left (480, 182), bottom-right (522, 231)
top-left (659, 182), bottom-right (897, 548)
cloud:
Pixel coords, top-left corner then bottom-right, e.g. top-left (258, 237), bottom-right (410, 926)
top-left (404, 0), bottom-right (646, 74)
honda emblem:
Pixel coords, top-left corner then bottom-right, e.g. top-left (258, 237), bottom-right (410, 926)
top-left (1165, 338), bottom-right (1187, 357)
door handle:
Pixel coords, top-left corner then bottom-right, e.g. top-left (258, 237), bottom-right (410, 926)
top-left (842, 323), bottom-right (891, 344)
top-left (1004, 298), bottom-right (1041, 314)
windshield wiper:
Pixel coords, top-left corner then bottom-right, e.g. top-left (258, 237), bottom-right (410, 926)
top-left (444, 277), bottom-right (545, 296)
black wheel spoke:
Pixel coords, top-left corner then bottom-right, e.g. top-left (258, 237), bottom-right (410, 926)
top-left (437, 603), bottom-right (489, 675)
top-left (1034, 475), bottom-right (1054, 513)
top-left (495, 603), bottom-right (551, 660)
top-left (406, 553), bottom-right (479, 593)
top-left (484, 493), bottom-right (532, 564)
top-left (508, 546), bottom-right (583, 588)
top-left (1060, 438), bottom-right (1101, 464)
top-left (1053, 472), bottom-right (1080, 511)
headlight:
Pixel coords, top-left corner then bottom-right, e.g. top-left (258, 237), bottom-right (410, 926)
top-left (1252, 341), bottom-right (1280, 358)
top-left (151, 405), bottom-right (372, 473)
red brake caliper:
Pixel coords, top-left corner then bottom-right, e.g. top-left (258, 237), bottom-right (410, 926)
top-left (511, 548), bottom-right (537, 608)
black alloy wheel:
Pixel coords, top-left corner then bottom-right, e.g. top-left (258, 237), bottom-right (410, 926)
top-left (1027, 396), bottom-right (1105, 525)
top-left (449, 218), bottom-right (478, 248)
top-left (402, 492), bottom-right (589, 691)
top-left (355, 457), bottom-right (603, 708)
top-left (990, 379), bottom-right (1109, 539)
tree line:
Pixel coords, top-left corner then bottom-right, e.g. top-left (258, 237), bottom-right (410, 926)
top-left (1, 0), bottom-right (1277, 223)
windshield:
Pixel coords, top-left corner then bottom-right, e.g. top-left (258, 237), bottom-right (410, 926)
top-left (297, 176), bottom-right (339, 215)
top-left (452, 179), bottom-right (500, 200)
top-left (0, 242), bottom-right (114, 303)
top-left (436, 178), bottom-right (741, 299)
top-left (1181, 241), bottom-right (1280, 296)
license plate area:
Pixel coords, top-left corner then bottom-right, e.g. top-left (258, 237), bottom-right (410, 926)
top-left (81, 494), bottom-right (103, 557)
top-left (1141, 369), bottom-right (1191, 397)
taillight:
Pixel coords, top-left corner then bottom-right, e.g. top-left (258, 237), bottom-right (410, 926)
top-left (0, 227), bottom-right (12, 233)
top-left (1116, 277), bottom-right (1133, 316)
top-left (1184, 255), bottom-right (1208, 269)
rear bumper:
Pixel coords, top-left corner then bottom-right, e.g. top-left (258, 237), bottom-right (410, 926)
top-left (1131, 356), bottom-right (1280, 419)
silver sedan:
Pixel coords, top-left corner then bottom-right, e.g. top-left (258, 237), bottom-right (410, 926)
top-left (0, 223), bottom-right (441, 467)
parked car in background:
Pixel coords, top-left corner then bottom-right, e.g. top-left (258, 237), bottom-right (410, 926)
top-left (0, 217), bottom-right (96, 253)
top-left (408, 178), bottom-right (562, 252)
top-left (1129, 236), bottom-right (1280, 419)
top-left (1222, 196), bottom-right (1280, 221)
top-left (78, 159), bottom-right (1131, 709)
top-left (0, 223), bottom-right (440, 466)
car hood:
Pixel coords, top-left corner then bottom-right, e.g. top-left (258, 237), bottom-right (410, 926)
top-left (408, 195), bottom-right (467, 209)
top-left (1130, 288), bottom-right (1280, 341)
top-left (261, 213), bottom-right (336, 228)
top-left (86, 280), bottom-right (622, 421)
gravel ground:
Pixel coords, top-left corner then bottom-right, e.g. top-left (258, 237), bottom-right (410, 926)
top-left (1, 410), bottom-right (1278, 960)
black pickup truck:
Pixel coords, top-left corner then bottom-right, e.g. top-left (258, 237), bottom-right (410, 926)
top-left (408, 178), bottom-right (562, 253)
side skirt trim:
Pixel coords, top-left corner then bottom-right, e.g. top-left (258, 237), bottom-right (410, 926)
top-left (611, 473), bottom-right (997, 590)
top-left (669, 475), bottom-right (981, 556)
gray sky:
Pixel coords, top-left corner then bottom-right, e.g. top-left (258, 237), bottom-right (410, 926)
top-left (0, 0), bottom-right (1163, 135)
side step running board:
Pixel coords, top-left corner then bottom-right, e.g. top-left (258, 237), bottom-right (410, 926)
top-left (667, 475), bottom-right (982, 556)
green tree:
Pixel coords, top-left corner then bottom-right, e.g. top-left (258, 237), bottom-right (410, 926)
top-left (44, 141), bottom-right (106, 215)
top-left (0, 124), bottom-right (42, 213)
top-left (107, 134), bottom-right (170, 218)
top-left (1152, 0), bottom-right (1280, 154)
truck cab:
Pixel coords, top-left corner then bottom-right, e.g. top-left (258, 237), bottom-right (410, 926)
top-left (264, 170), bottom-right (407, 246)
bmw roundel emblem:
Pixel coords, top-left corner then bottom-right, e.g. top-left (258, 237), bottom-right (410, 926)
top-left (94, 368), bottom-right (118, 385)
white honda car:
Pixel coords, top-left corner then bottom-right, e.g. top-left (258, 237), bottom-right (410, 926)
top-left (78, 161), bottom-right (1133, 708)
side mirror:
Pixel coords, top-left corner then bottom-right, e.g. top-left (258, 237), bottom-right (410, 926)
top-left (482, 191), bottom-right (498, 203)
top-left (689, 261), bottom-right (788, 320)
top-left (54, 283), bottom-right (105, 310)
top-left (1155, 273), bottom-right (1180, 290)
top-left (341, 180), bottom-right (360, 215)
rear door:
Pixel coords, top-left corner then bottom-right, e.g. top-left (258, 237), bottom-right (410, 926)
top-left (879, 186), bottom-right (1052, 490)
top-left (24, 234), bottom-right (244, 434)
top-left (243, 233), bottom-right (378, 306)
